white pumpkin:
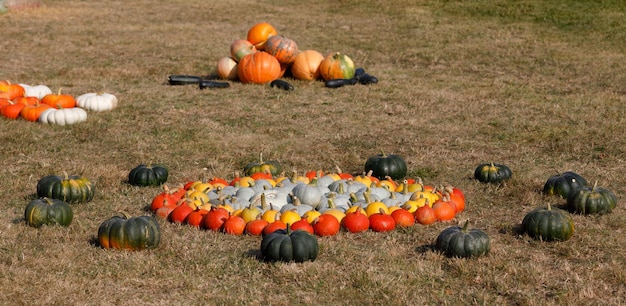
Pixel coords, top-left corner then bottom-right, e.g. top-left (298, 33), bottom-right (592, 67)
top-left (76, 92), bottom-right (118, 112)
top-left (19, 84), bottom-right (53, 99)
top-left (39, 107), bottom-right (88, 126)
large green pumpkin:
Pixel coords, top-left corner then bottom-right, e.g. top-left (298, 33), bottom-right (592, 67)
top-left (522, 203), bottom-right (574, 242)
top-left (567, 182), bottom-right (617, 215)
top-left (542, 171), bottom-right (588, 199)
top-left (128, 163), bottom-right (169, 187)
top-left (364, 151), bottom-right (408, 180)
top-left (36, 173), bottom-right (95, 204)
top-left (474, 162), bottom-right (512, 184)
top-left (97, 212), bottom-right (161, 251)
top-left (435, 220), bottom-right (490, 258)
top-left (243, 153), bottom-right (282, 177)
top-left (260, 227), bottom-right (319, 263)
top-left (24, 197), bottom-right (73, 228)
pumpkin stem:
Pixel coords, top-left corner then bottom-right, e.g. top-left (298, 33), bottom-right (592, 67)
top-left (118, 211), bottom-right (132, 219)
top-left (461, 219), bottom-right (470, 232)
top-left (592, 180), bottom-right (598, 191)
top-left (546, 202), bottom-right (552, 211)
top-left (258, 152), bottom-right (264, 164)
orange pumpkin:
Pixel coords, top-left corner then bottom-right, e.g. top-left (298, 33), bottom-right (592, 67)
top-left (20, 102), bottom-right (52, 122)
top-left (237, 51), bottom-right (281, 84)
top-left (291, 50), bottom-right (324, 81)
top-left (1, 100), bottom-right (28, 119)
top-left (264, 35), bottom-right (299, 64)
top-left (319, 52), bottom-right (356, 81)
top-left (0, 81), bottom-right (25, 100)
top-left (42, 89), bottom-right (76, 108)
top-left (246, 22), bottom-right (277, 50)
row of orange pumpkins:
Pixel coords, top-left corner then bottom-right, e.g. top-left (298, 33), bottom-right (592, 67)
top-left (150, 171), bottom-right (466, 237)
top-left (215, 22), bottom-right (356, 84)
top-left (0, 80), bottom-right (118, 125)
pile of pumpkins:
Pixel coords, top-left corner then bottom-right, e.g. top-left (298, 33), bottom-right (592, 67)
top-left (215, 22), bottom-right (356, 84)
top-left (0, 80), bottom-right (118, 125)
top-left (147, 153), bottom-right (467, 238)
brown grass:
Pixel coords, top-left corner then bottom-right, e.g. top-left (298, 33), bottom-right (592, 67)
top-left (1, 0), bottom-right (625, 305)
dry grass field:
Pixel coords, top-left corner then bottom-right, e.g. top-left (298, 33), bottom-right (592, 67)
top-left (1, 0), bottom-right (625, 305)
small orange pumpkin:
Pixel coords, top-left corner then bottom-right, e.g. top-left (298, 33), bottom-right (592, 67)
top-left (20, 102), bottom-right (52, 122)
top-left (291, 50), bottom-right (324, 81)
top-left (1, 100), bottom-right (28, 119)
top-left (41, 89), bottom-right (76, 108)
top-left (246, 22), bottom-right (277, 50)
top-left (264, 35), bottom-right (299, 64)
top-left (237, 51), bottom-right (282, 84)
top-left (319, 52), bottom-right (356, 81)
top-left (0, 80), bottom-right (25, 100)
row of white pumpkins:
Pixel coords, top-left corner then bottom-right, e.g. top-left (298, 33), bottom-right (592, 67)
top-left (20, 84), bottom-right (118, 126)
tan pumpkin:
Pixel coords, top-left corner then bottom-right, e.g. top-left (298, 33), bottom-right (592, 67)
top-left (216, 57), bottom-right (239, 80)
top-left (290, 50), bottom-right (324, 81)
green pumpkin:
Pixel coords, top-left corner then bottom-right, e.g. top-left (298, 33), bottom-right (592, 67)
top-left (24, 197), bottom-right (73, 228)
top-left (567, 182), bottom-right (617, 215)
top-left (522, 203), bottom-right (574, 242)
top-left (36, 173), bottom-right (95, 204)
top-left (260, 227), bottom-right (319, 263)
top-left (243, 152), bottom-right (282, 177)
top-left (474, 162), bottom-right (512, 184)
top-left (97, 212), bottom-right (161, 251)
top-left (128, 164), bottom-right (169, 187)
top-left (364, 151), bottom-right (407, 180)
top-left (543, 171), bottom-right (588, 199)
top-left (435, 220), bottom-right (490, 258)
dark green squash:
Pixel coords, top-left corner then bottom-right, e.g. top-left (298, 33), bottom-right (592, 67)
top-left (364, 151), bottom-right (408, 180)
top-left (36, 172), bottom-right (95, 204)
top-left (128, 163), bottom-right (169, 187)
top-left (567, 182), bottom-right (617, 215)
top-left (260, 227), bottom-right (319, 263)
top-left (474, 162), bottom-right (512, 184)
top-left (435, 220), bottom-right (490, 258)
top-left (522, 203), bottom-right (574, 242)
top-left (24, 197), bottom-right (73, 228)
top-left (97, 212), bottom-right (161, 251)
top-left (244, 153), bottom-right (282, 177)
top-left (542, 171), bottom-right (588, 199)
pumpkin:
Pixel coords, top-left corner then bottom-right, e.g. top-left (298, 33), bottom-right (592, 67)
top-left (230, 39), bottom-right (257, 62)
top-left (168, 203), bottom-right (195, 224)
top-left (369, 211), bottom-right (396, 232)
top-left (20, 102), bottom-right (52, 121)
top-left (245, 218), bottom-right (270, 236)
top-left (202, 206), bottom-right (230, 231)
top-left (341, 208), bottom-right (370, 233)
top-left (264, 35), bottom-right (299, 64)
top-left (222, 215), bottom-right (246, 235)
top-left (38, 106), bottom-right (88, 126)
top-left (291, 50), bottom-right (325, 81)
top-left (364, 151), bottom-right (408, 180)
top-left (24, 197), bottom-right (73, 228)
top-left (312, 214), bottom-right (340, 236)
top-left (567, 182), bottom-right (617, 215)
top-left (36, 173), bottom-right (96, 204)
top-left (260, 227), bottom-right (319, 263)
top-left (0, 80), bottom-right (25, 100)
top-left (41, 88), bottom-right (76, 108)
top-left (522, 202), bottom-right (574, 241)
top-left (435, 220), bottom-right (490, 258)
top-left (237, 51), bottom-right (282, 84)
top-left (216, 57), bottom-right (239, 80)
top-left (243, 153), bottom-right (282, 177)
top-left (128, 163), bottom-right (169, 186)
top-left (414, 204), bottom-right (437, 225)
top-left (97, 212), bottom-right (161, 251)
top-left (247, 22), bottom-right (277, 50)
top-left (542, 171), bottom-right (588, 199)
top-left (319, 52), bottom-right (356, 81)
top-left (0, 100), bottom-right (27, 119)
top-left (474, 162), bottom-right (512, 184)
top-left (75, 92), bottom-right (118, 112)
top-left (290, 219), bottom-right (315, 234)
top-left (20, 84), bottom-right (52, 99)
top-left (391, 208), bottom-right (415, 228)
top-left (432, 200), bottom-right (456, 222)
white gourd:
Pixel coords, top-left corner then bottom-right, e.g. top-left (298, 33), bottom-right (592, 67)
top-left (76, 92), bottom-right (118, 112)
top-left (39, 107), bottom-right (88, 126)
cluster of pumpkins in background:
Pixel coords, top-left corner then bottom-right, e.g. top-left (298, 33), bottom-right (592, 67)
top-left (22, 153), bottom-right (619, 262)
top-left (0, 80), bottom-right (118, 125)
top-left (215, 22), bottom-right (359, 85)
